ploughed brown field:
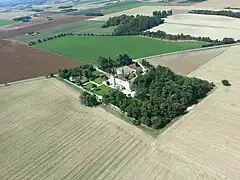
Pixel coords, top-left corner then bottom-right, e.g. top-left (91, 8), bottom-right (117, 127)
top-left (0, 16), bottom-right (90, 39)
top-left (0, 40), bottom-right (81, 84)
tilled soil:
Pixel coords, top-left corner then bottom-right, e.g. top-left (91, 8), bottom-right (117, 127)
top-left (0, 40), bottom-right (81, 84)
top-left (0, 16), bottom-right (91, 39)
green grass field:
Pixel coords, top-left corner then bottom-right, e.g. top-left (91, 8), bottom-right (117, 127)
top-left (84, 82), bottom-right (94, 90)
top-left (70, 1), bottom-right (162, 15)
top-left (95, 84), bottom-right (111, 96)
top-left (0, 19), bottom-right (16, 26)
top-left (93, 77), bottom-right (104, 84)
top-left (34, 36), bottom-right (203, 64)
top-left (11, 20), bottom-right (115, 43)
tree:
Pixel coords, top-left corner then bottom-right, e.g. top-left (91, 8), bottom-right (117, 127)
top-left (80, 92), bottom-right (99, 107)
top-left (222, 79), bottom-right (231, 86)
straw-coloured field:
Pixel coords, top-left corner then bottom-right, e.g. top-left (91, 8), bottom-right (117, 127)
top-left (0, 78), bottom-right (151, 180)
top-left (145, 46), bottom-right (228, 75)
top-left (149, 14), bottom-right (240, 40)
top-left (1, 45), bottom-right (240, 180)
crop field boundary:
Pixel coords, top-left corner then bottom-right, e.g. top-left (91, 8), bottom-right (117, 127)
top-left (135, 42), bottom-right (240, 61)
top-left (0, 76), bottom-right (45, 87)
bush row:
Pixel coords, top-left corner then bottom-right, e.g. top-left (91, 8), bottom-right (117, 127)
top-left (189, 9), bottom-right (240, 19)
top-left (141, 30), bottom-right (239, 46)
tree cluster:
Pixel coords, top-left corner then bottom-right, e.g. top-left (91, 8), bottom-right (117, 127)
top-left (60, 9), bottom-right (78, 13)
top-left (153, 10), bottom-right (172, 18)
top-left (85, 12), bottom-right (104, 16)
top-left (58, 5), bottom-right (74, 9)
top-left (103, 66), bottom-right (214, 129)
top-left (189, 9), bottom-right (240, 19)
top-left (141, 30), bottom-right (237, 45)
top-left (80, 92), bottom-right (99, 107)
top-left (102, 14), bottom-right (164, 35)
top-left (30, 9), bottom-right (44, 12)
top-left (58, 64), bottom-right (96, 82)
top-left (98, 54), bottom-right (133, 73)
top-left (13, 16), bottom-right (32, 22)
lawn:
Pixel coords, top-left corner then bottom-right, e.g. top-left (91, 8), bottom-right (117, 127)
top-left (93, 77), bottom-right (104, 84)
top-left (11, 20), bottom-right (115, 43)
top-left (94, 84), bottom-right (111, 96)
top-left (34, 36), bottom-right (204, 64)
top-left (84, 82), bottom-right (94, 90)
top-left (0, 19), bottom-right (16, 26)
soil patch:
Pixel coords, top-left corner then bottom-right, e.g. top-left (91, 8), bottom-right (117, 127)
top-left (0, 16), bottom-right (90, 39)
top-left (0, 40), bottom-right (81, 84)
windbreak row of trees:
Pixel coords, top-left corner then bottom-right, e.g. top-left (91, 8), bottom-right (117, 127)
top-left (141, 30), bottom-right (238, 46)
top-left (102, 14), bottom-right (165, 35)
top-left (85, 12), bottom-right (104, 16)
top-left (189, 9), bottom-right (240, 19)
top-left (98, 54), bottom-right (133, 73)
top-left (28, 32), bottom-right (99, 46)
top-left (103, 66), bottom-right (214, 129)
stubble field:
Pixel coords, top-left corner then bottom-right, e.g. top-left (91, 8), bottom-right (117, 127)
top-left (0, 78), bottom-right (151, 180)
top-left (1, 45), bottom-right (240, 180)
top-left (149, 14), bottom-right (240, 40)
top-left (145, 46), bottom-right (228, 75)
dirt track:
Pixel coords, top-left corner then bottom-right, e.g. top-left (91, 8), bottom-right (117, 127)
top-left (0, 40), bottom-right (81, 84)
top-left (0, 16), bottom-right (90, 39)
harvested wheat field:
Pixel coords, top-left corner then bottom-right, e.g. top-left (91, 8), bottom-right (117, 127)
top-left (0, 78), bottom-right (151, 180)
top-left (149, 14), bottom-right (240, 40)
top-left (1, 46), bottom-right (240, 180)
top-left (146, 46), bottom-right (228, 75)
top-left (0, 40), bottom-right (80, 84)
top-left (197, 0), bottom-right (240, 8)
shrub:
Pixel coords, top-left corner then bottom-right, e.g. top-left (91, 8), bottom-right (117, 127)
top-left (80, 92), bottom-right (99, 107)
top-left (222, 79), bottom-right (231, 86)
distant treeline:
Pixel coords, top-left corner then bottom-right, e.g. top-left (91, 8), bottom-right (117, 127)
top-left (141, 30), bottom-right (238, 47)
top-left (13, 16), bottom-right (32, 22)
top-left (189, 9), bottom-right (240, 19)
top-left (30, 9), bottom-right (44, 12)
top-left (85, 12), bottom-right (104, 16)
top-left (58, 5), bottom-right (74, 9)
top-left (102, 14), bottom-right (165, 35)
top-left (60, 9), bottom-right (78, 13)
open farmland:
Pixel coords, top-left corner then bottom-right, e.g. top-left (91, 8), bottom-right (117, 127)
top-left (0, 78), bottom-right (151, 180)
top-left (0, 40), bottom-right (80, 84)
top-left (149, 14), bottom-right (240, 40)
top-left (1, 45), bottom-right (240, 180)
top-left (145, 46), bottom-right (228, 75)
top-left (0, 19), bottom-right (16, 26)
top-left (0, 16), bottom-right (90, 39)
top-left (34, 36), bottom-right (203, 64)
top-left (197, 0), bottom-right (240, 8)
top-left (11, 20), bottom-right (115, 43)
top-left (71, 1), bottom-right (162, 16)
